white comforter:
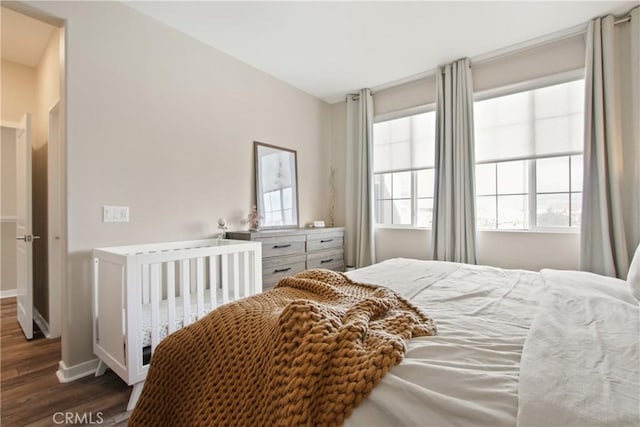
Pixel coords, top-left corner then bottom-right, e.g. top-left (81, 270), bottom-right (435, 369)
top-left (517, 269), bottom-right (640, 427)
top-left (342, 258), bottom-right (640, 427)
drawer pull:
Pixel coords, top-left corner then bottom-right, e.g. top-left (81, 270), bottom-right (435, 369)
top-left (274, 267), bottom-right (292, 273)
top-left (320, 239), bottom-right (334, 243)
top-left (320, 258), bottom-right (334, 264)
top-left (273, 244), bottom-right (292, 249)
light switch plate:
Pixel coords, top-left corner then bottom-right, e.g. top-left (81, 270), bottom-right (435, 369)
top-left (103, 205), bottom-right (129, 223)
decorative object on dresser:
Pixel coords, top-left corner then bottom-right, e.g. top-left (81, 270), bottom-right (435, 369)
top-left (217, 217), bottom-right (228, 238)
top-left (227, 227), bottom-right (345, 290)
top-left (247, 205), bottom-right (260, 230)
top-left (328, 166), bottom-right (337, 227)
top-left (254, 141), bottom-right (299, 229)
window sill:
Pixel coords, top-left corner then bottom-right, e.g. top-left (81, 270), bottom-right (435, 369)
top-left (375, 225), bottom-right (431, 231)
top-left (478, 228), bottom-right (580, 235)
top-left (374, 225), bottom-right (579, 235)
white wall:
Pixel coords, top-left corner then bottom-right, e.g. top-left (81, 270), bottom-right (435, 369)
top-left (329, 101), bottom-right (347, 228)
top-left (1, 59), bottom-right (38, 123)
top-left (374, 228), bottom-right (579, 271)
top-left (331, 34), bottom-right (587, 271)
top-left (1, 128), bottom-right (18, 293)
top-left (27, 1), bottom-right (332, 368)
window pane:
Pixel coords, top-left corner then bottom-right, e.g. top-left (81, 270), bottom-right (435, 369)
top-left (534, 113), bottom-right (583, 157)
top-left (537, 193), bottom-right (570, 227)
top-left (392, 172), bottom-right (411, 199)
top-left (416, 169), bottom-right (434, 198)
top-left (537, 157), bottom-right (569, 193)
top-left (376, 200), bottom-right (392, 224)
top-left (391, 141), bottom-right (412, 172)
top-left (392, 199), bottom-right (411, 225)
top-left (373, 120), bottom-right (389, 146)
top-left (389, 116), bottom-right (411, 143)
top-left (476, 195), bottom-right (497, 229)
top-left (373, 110), bottom-right (437, 227)
top-left (475, 80), bottom-right (584, 163)
top-left (497, 195), bottom-right (528, 229)
top-left (476, 163), bottom-right (496, 196)
top-left (373, 143), bottom-right (391, 172)
top-left (374, 174), bottom-right (392, 200)
top-left (497, 160), bottom-right (527, 194)
top-left (571, 155), bottom-right (583, 192)
top-left (475, 122), bottom-right (531, 164)
top-left (411, 112), bottom-right (436, 168)
top-left (374, 111), bottom-right (436, 172)
top-left (475, 90), bottom-right (533, 163)
top-left (571, 193), bottom-right (582, 228)
top-left (534, 79), bottom-right (584, 119)
top-left (417, 198), bottom-right (433, 228)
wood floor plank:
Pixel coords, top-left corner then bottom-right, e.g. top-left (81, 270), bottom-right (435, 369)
top-left (1, 298), bottom-right (131, 426)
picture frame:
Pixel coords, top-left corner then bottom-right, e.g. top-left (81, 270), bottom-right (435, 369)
top-left (253, 141), bottom-right (299, 229)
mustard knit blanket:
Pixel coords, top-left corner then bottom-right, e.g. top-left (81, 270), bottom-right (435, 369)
top-left (129, 269), bottom-right (436, 426)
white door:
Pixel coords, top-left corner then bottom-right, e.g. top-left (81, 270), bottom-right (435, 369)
top-left (16, 113), bottom-right (34, 340)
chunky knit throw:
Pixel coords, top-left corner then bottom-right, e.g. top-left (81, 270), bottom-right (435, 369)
top-left (129, 269), bottom-right (436, 426)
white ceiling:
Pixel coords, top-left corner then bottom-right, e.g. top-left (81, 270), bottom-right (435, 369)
top-left (1, 6), bottom-right (56, 67)
top-left (126, 1), bottom-right (635, 103)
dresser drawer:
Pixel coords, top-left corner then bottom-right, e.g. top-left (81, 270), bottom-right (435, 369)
top-left (306, 232), bottom-right (344, 252)
top-left (307, 248), bottom-right (344, 269)
top-left (308, 259), bottom-right (344, 272)
top-left (262, 254), bottom-right (306, 290)
top-left (259, 235), bottom-right (306, 258)
top-left (262, 261), bottom-right (307, 290)
top-left (263, 254), bottom-right (306, 270)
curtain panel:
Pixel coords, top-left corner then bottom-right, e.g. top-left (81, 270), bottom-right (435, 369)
top-left (345, 89), bottom-right (375, 268)
top-left (432, 58), bottom-right (478, 263)
top-left (581, 7), bottom-right (640, 278)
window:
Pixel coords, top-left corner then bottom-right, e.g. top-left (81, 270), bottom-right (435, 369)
top-left (474, 78), bottom-right (584, 230)
top-left (373, 110), bottom-right (436, 227)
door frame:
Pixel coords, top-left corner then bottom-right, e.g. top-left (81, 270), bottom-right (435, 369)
top-left (48, 101), bottom-right (62, 338)
top-left (2, 3), bottom-right (67, 346)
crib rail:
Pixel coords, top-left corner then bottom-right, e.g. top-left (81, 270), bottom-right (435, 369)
top-left (93, 238), bottom-right (262, 386)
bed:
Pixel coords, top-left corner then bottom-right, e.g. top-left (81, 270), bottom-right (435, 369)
top-left (130, 257), bottom-right (640, 426)
top-left (345, 259), bottom-right (640, 426)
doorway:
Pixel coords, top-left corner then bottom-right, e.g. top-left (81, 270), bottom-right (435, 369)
top-left (0, 5), bottom-right (66, 342)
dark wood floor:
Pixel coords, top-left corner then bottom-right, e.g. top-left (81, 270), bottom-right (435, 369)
top-left (1, 297), bottom-right (131, 426)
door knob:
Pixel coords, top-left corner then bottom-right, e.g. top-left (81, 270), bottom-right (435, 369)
top-left (15, 235), bottom-right (40, 242)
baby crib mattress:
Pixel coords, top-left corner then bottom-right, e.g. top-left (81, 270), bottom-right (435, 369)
top-left (139, 289), bottom-right (225, 348)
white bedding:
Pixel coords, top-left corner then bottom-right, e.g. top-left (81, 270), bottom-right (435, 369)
top-left (342, 258), bottom-right (640, 427)
top-left (139, 290), bottom-right (223, 347)
top-left (517, 269), bottom-right (640, 427)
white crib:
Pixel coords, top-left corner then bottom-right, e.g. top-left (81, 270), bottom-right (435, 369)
top-left (92, 238), bottom-right (262, 410)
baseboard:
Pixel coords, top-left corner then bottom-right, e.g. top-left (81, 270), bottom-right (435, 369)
top-left (0, 289), bottom-right (17, 299)
top-left (33, 308), bottom-right (51, 338)
top-left (56, 359), bottom-right (99, 383)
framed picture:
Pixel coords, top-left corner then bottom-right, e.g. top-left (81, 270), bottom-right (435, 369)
top-left (254, 141), bottom-right (299, 229)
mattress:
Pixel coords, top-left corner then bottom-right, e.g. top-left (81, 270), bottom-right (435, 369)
top-left (344, 258), bottom-right (640, 427)
top-left (139, 289), bottom-right (224, 348)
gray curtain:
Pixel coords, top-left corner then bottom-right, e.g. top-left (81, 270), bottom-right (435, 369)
top-left (345, 89), bottom-right (375, 268)
top-left (432, 58), bottom-right (477, 264)
top-left (581, 7), bottom-right (640, 279)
